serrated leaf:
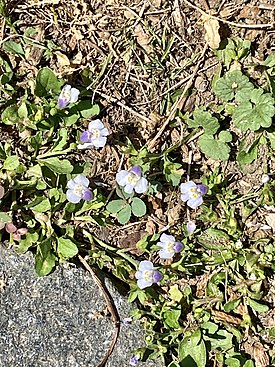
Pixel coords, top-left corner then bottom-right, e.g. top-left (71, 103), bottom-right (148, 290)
top-left (38, 157), bottom-right (73, 174)
top-left (199, 134), bottom-right (230, 161)
top-left (188, 109), bottom-right (220, 134)
top-left (233, 89), bottom-right (275, 131)
top-left (117, 205), bottom-right (131, 224)
top-left (35, 239), bottom-right (56, 276)
top-left (131, 197), bottom-right (146, 217)
top-left (213, 70), bottom-right (254, 101)
top-left (106, 199), bottom-right (125, 213)
top-left (57, 238), bottom-right (78, 258)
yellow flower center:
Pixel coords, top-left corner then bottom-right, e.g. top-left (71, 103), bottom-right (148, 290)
top-left (127, 173), bottom-right (139, 184)
top-left (74, 184), bottom-right (85, 196)
top-left (91, 128), bottom-right (100, 139)
top-left (190, 187), bottom-right (199, 198)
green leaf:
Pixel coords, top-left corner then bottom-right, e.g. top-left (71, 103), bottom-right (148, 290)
top-left (35, 238), bottom-right (56, 276)
top-left (199, 134), bottom-right (230, 161)
top-left (28, 197), bottom-right (51, 212)
top-left (236, 134), bottom-right (260, 167)
top-left (266, 131), bottom-right (275, 149)
top-left (39, 157), bottom-right (73, 174)
top-left (213, 70), bottom-right (254, 101)
top-left (35, 67), bottom-right (62, 96)
top-left (246, 298), bottom-right (269, 312)
top-left (164, 308), bottom-right (181, 328)
top-left (179, 329), bottom-right (206, 367)
top-left (117, 205), bottom-right (131, 224)
top-left (169, 284), bottom-right (183, 302)
top-left (1, 105), bottom-right (20, 125)
top-left (163, 157), bottom-right (184, 186)
top-left (225, 357), bottom-right (240, 367)
top-left (51, 127), bottom-right (68, 152)
top-left (219, 131), bottom-right (232, 143)
top-left (2, 40), bottom-right (25, 56)
top-left (18, 102), bottom-right (28, 118)
top-left (76, 101), bottom-right (100, 118)
top-left (224, 298), bottom-right (241, 312)
top-left (17, 232), bottom-right (39, 254)
top-left (201, 321), bottom-right (219, 334)
top-left (0, 212), bottom-right (11, 223)
top-left (106, 199), bottom-right (125, 213)
top-left (57, 238), bottom-right (78, 258)
top-left (3, 155), bottom-right (20, 170)
top-left (233, 89), bottom-right (275, 131)
top-left (187, 108), bottom-right (220, 134)
top-left (205, 329), bottom-right (233, 351)
top-left (131, 197), bottom-right (147, 217)
top-left (243, 361), bottom-right (254, 367)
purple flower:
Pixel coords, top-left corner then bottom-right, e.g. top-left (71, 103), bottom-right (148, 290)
top-left (116, 166), bottom-right (148, 194)
top-left (180, 181), bottom-right (208, 209)
top-left (129, 355), bottom-right (140, 366)
top-left (78, 119), bottom-right (109, 149)
top-left (187, 221), bottom-right (196, 235)
top-left (66, 174), bottom-right (93, 204)
top-left (135, 260), bottom-right (162, 289)
top-left (157, 233), bottom-right (183, 259)
top-left (58, 84), bottom-right (80, 109)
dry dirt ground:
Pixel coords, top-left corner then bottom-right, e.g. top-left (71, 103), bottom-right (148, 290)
top-left (1, 0), bottom-right (275, 365)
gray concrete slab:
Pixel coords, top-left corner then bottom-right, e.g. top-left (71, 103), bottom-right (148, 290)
top-left (0, 246), bottom-right (160, 367)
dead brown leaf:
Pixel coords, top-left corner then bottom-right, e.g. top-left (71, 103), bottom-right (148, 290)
top-left (212, 310), bottom-right (242, 326)
top-left (134, 24), bottom-right (153, 54)
top-left (265, 213), bottom-right (275, 232)
top-left (201, 14), bottom-right (220, 49)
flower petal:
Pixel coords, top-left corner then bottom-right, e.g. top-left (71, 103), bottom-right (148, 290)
top-left (74, 174), bottom-right (89, 187)
top-left (116, 170), bottom-right (130, 186)
top-left (67, 178), bottom-right (76, 190)
top-left (152, 270), bottom-right (163, 283)
top-left (139, 260), bottom-right (154, 271)
top-left (100, 128), bottom-right (109, 136)
top-left (134, 177), bottom-right (148, 194)
top-left (80, 131), bottom-right (91, 143)
top-left (82, 189), bottom-right (93, 201)
top-left (159, 249), bottom-right (174, 259)
top-left (69, 87), bottom-right (80, 103)
top-left (159, 233), bottom-right (175, 243)
top-left (187, 196), bottom-right (203, 209)
top-left (174, 242), bottom-right (183, 253)
top-left (187, 221), bottom-right (196, 234)
top-left (77, 143), bottom-right (95, 150)
top-left (88, 119), bottom-right (104, 130)
top-left (91, 136), bottom-right (107, 148)
top-left (137, 278), bottom-right (152, 289)
top-left (124, 183), bottom-right (135, 194)
top-left (130, 166), bottom-right (142, 177)
top-left (180, 181), bottom-right (196, 194)
top-left (66, 189), bottom-right (81, 203)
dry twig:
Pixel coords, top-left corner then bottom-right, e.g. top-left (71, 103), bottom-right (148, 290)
top-left (148, 43), bottom-right (208, 150)
top-left (78, 255), bottom-right (120, 367)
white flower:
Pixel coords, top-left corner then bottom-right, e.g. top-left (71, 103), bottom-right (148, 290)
top-left (58, 84), bottom-right (80, 108)
top-left (78, 119), bottom-right (109, 149)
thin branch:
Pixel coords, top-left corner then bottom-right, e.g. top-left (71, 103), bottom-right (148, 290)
top-left (78, 255), bottom-right (120, 367)
top-left (147, 43), bottom-right (208, 150)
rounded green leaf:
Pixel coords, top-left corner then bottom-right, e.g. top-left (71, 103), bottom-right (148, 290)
top-left (57, 238), bottom-right (78, 258)
top-left (117, 205), bottom-right (131, 224)
top-left (106, 199), bottom-right (125, 214)
top-left (131, 197), bottom-right (147, 217)
top-left (3, 155), bottom-right (20, 170)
